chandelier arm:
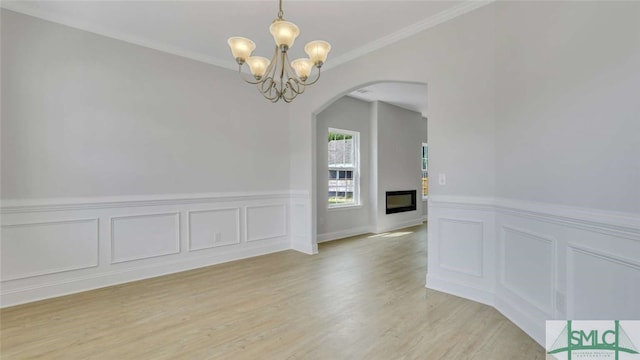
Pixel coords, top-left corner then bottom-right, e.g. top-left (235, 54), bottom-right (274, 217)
top-left (264, 46), bottom-right (279, 80)
top-left (260, 77), bottom-right (282, 102)
top-left (237, 64), bottom-right (268, 85)
top-left (302, 66), bottom-right (322, 86)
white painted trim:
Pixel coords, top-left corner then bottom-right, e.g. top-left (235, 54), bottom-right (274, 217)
top-left (425, 273), bottom-right (494, 308)
top-left (0, 3), bottom-right (238, 71)
top-left (187, 207), bottom-right (242, 252)
top-left (375, 218), bottom-right (424, 234)
top-left (437, 218), bottom-right (484, 278)
top-left (245, 204), bottom-right (288, 242)
top-left (429, 195), bottom-right (640, 238)
top-left (109, 212), bottom-right (181, 264)
top-left (0, 219), bottom-right (100, 281)
top-left (1, 1), bottom-right (494, 74)
top-left (317, 226), bottom-right (373, 243)
top-left (324, 1), bottom-right (495, 70)
top-left (565, 243), bottom-right (640, 319)
top-left (1, 190), bottom-right (296, 213)
top-left (494, 294), bottom-right (545, 346)
top-left (499, 225), bottom-right (557, 316)
top-left (1, 241), bottom-right (289, 308)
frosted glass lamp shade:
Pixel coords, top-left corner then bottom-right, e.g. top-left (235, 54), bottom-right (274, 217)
top-left (246, 56), bottom-right (271, 78)
top-left (228, 37), bottom-right (256, 63)
top-left (291, 58), bottom-right (313, 80)
top-left (304, 40), bottom-right (331, 66)
top-left (269, 20), bottom-right (300, 49)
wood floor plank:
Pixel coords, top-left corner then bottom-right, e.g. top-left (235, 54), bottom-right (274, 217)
top-left (0, 224), bottom-right (544, 359)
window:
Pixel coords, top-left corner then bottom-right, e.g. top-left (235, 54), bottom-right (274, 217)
top-left (422, 143), bottom-right (428, 198)
top-left (328, 128), bottom-right (360, 207)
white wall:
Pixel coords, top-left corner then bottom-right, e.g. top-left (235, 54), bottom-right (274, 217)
top-left (315, 96), bottom-right (371, 241)
top-left (494, 1), bottom-right (640, 213)
top-left (0, 10), bottom-right (304, 306)
top-left (1, 9), bottom-right (289, 199)
top-left (287, 1), bottom-right (639, 347)
top-left (375, 101), bottom-right (426, 233)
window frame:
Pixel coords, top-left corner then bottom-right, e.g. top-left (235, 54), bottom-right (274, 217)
top-left (327, 128), bottom-right (361, 209)
top-left (421, 142), bottom-right (428, 200)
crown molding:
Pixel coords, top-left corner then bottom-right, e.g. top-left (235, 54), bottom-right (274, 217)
top-left (1, 1), bottom-right (494, 73)
top-left (0, 2), bottom-right (238, 71)
top-left (323, 0), bottom-right (495, 71)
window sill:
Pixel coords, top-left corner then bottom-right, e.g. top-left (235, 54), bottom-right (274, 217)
top-left (328, 204), bottom-right (363, 211)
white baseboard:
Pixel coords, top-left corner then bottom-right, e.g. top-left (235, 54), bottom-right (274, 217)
top-left (425, 274), bottom-right (494, 308)
top-left (376, 218), bottom-right (424, 234)
top-left (494, 295), bottom-right (545, 347)
top-left (317, 226), bottom-right (373, 243)
top-left (2, 241), bottom-right (288, 307)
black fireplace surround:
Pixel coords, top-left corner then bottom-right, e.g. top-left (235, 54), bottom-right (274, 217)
top-left (385, 190), bottom-right (417, 214)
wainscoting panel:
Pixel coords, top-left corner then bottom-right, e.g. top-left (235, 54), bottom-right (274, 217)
top-left (290, 193), bottom-right (315, 254)
top-left (1, 219), bottom-right (99, 281)
top-left (246, 205), bottom-right (287, 242)
top-left (427, 195), bottom-right (640, 347)
top-left (438, 218), bottom-right (484, 277)
top-left (111, 213), bottom-right (180, 264)
top-left (189, 208), bottom-right (240, 251)
top-left (567, 244), bottom-right (640, 320)
top-left (500, 226), bottom-right (555, 315)
top-left (1, 191), bottom-right (299, 307)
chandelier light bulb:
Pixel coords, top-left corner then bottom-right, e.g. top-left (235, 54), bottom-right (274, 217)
top-left (246, 56), bottom-right (271, 79)
top-left (291, 58), bottom-right (313, 80)
top-left (227, 37), bottom-right (256, 64)
top-left (269, 20), bottom-right (300, 50)
top-left (304, 40), bottom-right (331, 66)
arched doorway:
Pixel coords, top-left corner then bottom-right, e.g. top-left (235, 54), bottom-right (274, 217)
top-left (311, 81), bottom-right (428, 250)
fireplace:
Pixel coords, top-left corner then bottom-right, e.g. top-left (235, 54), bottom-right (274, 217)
top-left (385, 190), bottom-right (417, 214)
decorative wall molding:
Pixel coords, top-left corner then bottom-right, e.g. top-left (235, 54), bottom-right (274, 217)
top-left (499, 226), bottom-right (556, 316)
top-left (325, 1), bottom-right (495, 70)
top-left (110, 213), bottom-right (181, 264)
top-left (188, 208), bottom-right (241, 251)
top-left (430, 195), bottom-right (640, 240)
top-left (566, 243), bottom-right (640, 320)
top-left (0, 190), bottom-right (296, 214)
top-left (245, 204), bottom-right (287, 242)
top-left (1, 191), bottom-right (301, 307)
top-left (437, 218), bottom-right (484, 278)
top-left (1, 219), bottom-right (99, 281)
top-left (428, 195), bottom-right (640, 347)
top-left (1, 1), bottom-right (495, 73)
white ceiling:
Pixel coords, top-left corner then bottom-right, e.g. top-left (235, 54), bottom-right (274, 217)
top-left (348, 82), bottom-right (428, 117)
top-left (2, 1), bottom-right (487, 115)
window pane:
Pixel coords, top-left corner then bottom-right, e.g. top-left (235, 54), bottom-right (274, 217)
top-left (328, 129), bottom-right (359, 206)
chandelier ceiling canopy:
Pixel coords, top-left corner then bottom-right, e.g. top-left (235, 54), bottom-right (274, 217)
top-left (227, 0), bottom-right (331, 103)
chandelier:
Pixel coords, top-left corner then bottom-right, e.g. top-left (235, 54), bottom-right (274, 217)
top-left (227, 0), bottom-right (331, 103)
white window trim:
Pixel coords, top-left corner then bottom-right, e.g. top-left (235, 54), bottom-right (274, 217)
top-left (328, 128), bottom-right (360, 209)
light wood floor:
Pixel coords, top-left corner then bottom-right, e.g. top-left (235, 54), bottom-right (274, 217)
top-left (0, 223), bottom-right (544, 359)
